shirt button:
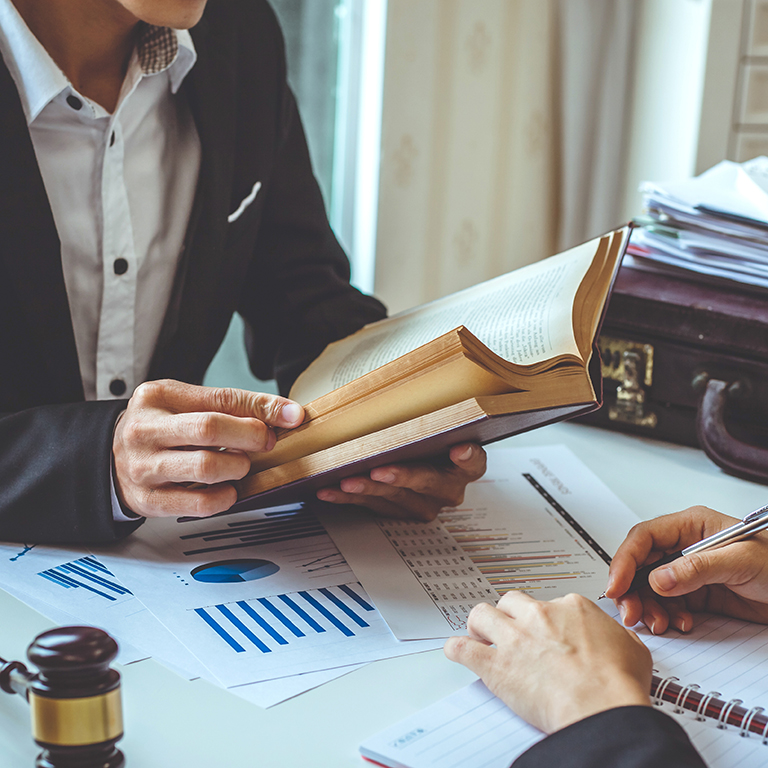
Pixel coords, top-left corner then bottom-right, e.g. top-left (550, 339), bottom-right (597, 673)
top-left (109, 379), bottom-right (127, 396)
top-left (113, 257), bottom-right (128, 275)
top-left (110, 131), bottom-right (116, 147)
top-left (66, 94), bottom-right (83, 110)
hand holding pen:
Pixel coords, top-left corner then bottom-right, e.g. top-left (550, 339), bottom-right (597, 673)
top-left (603, 504), bottom-right (768, 635)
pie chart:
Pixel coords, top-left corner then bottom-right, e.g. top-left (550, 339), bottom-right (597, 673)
top-left (190, 558), bottom-right (280, 583)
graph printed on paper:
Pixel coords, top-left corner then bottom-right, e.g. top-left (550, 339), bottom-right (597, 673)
top-left (192, 581), bottom-right (378, 654)
top-left (441, 472), bottom-right (610, 597)
top-left (375, 519), bottom-right (498, 631)
top-left (175, 504), bottom-right (349, 581)
top-left (37, 556), bottom-right (133, 602)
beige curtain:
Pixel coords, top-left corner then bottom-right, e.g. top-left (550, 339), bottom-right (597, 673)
top-left (374, 0), bottom-right (638, 313)
top-left (555, 0), bottom-right (638, 250)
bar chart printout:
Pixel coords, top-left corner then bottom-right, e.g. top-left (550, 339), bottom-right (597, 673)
top-left (440, 446), bottom-right (640, 599)
top-left (96, 504), bottom-right (442, 687)
top-left (193, 581), bottom-right (377, 653)
top-left (37, 556), bottom-right (132, 601)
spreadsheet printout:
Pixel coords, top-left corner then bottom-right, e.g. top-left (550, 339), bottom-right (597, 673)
top-left (321, 445), bottom-right (641, 640)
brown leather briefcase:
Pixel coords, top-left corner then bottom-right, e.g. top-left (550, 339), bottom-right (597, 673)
top-left (578, 263), bottom-right (768, 485)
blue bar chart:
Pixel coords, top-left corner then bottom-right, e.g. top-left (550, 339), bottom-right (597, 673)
top-left (37, 556), bottom-right (132, 601)
top-left (193, 582), bottom-right (376, 654)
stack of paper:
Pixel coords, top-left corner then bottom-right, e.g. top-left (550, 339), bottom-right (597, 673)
top-left (0, 504), bottom-right (442, 708)
top-left (0, 445), bottom-right (641, 715)
top-left (630, 157), bottom-right (768, 290)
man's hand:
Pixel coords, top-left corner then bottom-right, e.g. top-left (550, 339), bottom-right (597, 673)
top-left (444, 592), bottom-right (652, 734)
top-left (112, 380), bottom-right (304, 518)
top-left (315, 443), bottom-right (487, 521)
top-left (606, 506), bottom-right (768, 634)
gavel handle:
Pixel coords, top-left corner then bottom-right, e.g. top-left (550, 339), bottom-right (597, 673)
top-left (0, 656), bottom-right (34, 699)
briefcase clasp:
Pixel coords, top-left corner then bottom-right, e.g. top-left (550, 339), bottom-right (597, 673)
top-left (601, 341), bottom-right (658, 428)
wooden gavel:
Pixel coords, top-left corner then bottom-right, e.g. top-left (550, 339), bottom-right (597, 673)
top-left (0, 626), bottom-right (124, 768)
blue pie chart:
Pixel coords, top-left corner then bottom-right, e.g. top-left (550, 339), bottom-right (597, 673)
top-left (190, 558), bottom-right (280, 584)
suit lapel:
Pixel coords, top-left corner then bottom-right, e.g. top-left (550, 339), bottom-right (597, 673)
top-left (149, 18), bottom-right (238, 381)
top-left (0, 56), bottom-right (83, 403)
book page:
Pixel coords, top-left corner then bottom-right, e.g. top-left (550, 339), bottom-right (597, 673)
top-left (291, 238), bottom-right (601, 403)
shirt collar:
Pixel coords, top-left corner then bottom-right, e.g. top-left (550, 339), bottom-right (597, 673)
top-left (0, 0), bottom-right (196, 125)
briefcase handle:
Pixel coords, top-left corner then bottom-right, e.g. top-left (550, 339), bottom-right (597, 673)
top-left (696, 377), bottom-right (768, 486)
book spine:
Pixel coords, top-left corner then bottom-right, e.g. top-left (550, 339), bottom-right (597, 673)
top-left (652, 674), bottom-right (768, 740)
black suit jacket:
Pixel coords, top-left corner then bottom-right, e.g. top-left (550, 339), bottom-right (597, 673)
top-left (513, 707), bottom-right (706, 768)
top-left (0, 1), bottom-right (385, 545)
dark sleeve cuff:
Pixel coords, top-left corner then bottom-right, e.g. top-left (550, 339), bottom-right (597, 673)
top-left (512, 706), bottom-right (706, 768)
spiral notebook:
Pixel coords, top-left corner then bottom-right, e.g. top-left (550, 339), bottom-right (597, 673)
top-left (360, 611), bottom-right (768, 768)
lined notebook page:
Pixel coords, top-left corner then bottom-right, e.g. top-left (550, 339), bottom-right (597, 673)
top-left (640, 615), bottom-right (768, 767)
top-left (360, 613), bottom-right (768, 768)
top-left (360, 679), bottom-right (543, 768)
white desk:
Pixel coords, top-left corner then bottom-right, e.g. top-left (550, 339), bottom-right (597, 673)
top-left (1, 422), bottom-right (765, 767)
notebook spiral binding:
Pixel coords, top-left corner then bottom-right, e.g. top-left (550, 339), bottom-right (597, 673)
top-left (652, 673), bottom-right (768, 743)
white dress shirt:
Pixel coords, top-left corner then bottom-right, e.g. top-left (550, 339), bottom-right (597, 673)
top-left (0, 0), bottom-right (201, 402)
top-left (0, 1), bottom-right (203, 521)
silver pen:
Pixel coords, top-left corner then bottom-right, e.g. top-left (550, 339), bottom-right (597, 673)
top-left (598, 503), bottom-right (768, 600)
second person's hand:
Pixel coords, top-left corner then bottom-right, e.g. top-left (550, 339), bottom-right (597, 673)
top-left (606, 506), bottom-right (768, 634)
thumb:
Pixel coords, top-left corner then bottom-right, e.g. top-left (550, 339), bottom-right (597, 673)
top-left (649, 548), bottom-right (741, 597)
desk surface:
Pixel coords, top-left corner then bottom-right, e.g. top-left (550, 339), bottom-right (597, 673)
top-left (1, 422), bottom-right (765, 767)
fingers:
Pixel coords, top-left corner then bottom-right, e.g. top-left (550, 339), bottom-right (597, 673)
top-left (124, 447), bottom-right (253, 487)
top-left (123, 411), bottom-right (277, 453)
top-left (443, 635), bottom-right (496, 677)
top-left (113, 380), bottom-right (305, 519)
top-left (316, 481), bottom-right (443, 522)
top-left (131, 380), bottom-right (304, 428)
top-left (448, 443), bottom-right (488, 481)
top-left (128, 482), bottom-right (239, 519)
top-left (606, 506), bottom-right (737, 600)
top-left (368, 444), bottom-right (486, 503)
top-left (649, 543), bottom-right (760, 598)
top-left (466, 601), bottom-right (513, 645)
top-left (316, 445), bottom-right (487, 521)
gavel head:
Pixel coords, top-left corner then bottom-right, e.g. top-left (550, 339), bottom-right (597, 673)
top-left (27, 626), bottom-right (124, 768)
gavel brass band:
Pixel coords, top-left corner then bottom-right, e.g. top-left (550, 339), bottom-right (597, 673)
top-left (29, 689), bottom-right (123, 746)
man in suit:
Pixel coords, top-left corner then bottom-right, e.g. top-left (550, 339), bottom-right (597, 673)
top-left (447, 505), bottom-right (768, 767)
top-left (0, 0), bottom-right (486, 544)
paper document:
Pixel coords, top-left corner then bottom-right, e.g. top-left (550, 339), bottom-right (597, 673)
top-left (0, 542), bottom-right (202, 672)
top-left (0, 539), bottom-right (369, 707)
top-left (95, 504), bottom-right (440, 688)
top-left (322, 446), bottom-right (639, 640)
top-left (319, 510), bottom-right (498, 639)
top-left (632, 157), bottom-right (768, 289)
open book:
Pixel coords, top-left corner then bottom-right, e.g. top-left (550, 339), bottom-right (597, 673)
top-left (235, 228), bottom-right (630, 505)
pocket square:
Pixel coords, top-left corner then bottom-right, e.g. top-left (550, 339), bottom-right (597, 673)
top-left (228, 180), bottom-right (262, 223)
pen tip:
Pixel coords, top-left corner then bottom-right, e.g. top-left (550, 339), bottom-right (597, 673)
top-left (597, 592), bottom-right (606, 600)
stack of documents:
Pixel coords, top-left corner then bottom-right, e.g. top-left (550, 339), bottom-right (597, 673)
top-left (630, 157), bottom-right (768, 290)
top-left (0, 446), bottom-right (640, 712)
